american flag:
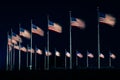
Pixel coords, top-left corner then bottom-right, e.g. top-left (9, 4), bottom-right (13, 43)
top-left (76, 52), bottom-right (83, 58)
top-left (20, 46), bottom-right (27, 52)
top-left (13, 44), bottom-right (20, 50)
top-left (48, 21), bottom-right (62, 33)
top-left (87, 52), bottom-right (94, 58)
top-left (32, 24), bottom-right (44, 36)
top-left (55, 51), bottom-right (60, 57)
top-left (99, 53), bottom-right (105, 59)
top-left (12, 33), bottom-right (22, 43)
top-left (28, 47), bottom-right (34, 53)
top-left (36, 48), bottom-right (42, 55)
top-left (45, 50), bottom-right (52, 56)
top-left (20, 28), bottom-right (31, 39)
top-left (66, 51), bottom-right (71, 58)
top-left (110, 53), bottom-right (116, 59)
top-left (99, 12), bottom-right (116, 27)
top-left (71, 17), bottom-right (85, 29)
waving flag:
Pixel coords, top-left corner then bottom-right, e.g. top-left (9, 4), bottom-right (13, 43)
top-left (87, 52), bottom-right (94, 58)
top-left (110, 53), bottom-right (116, 59)
top-left (28, 47), bottom-right (34, 53)
top-left (36, 48), bottom-right (42, 55)
top-left (32, 24), bottom-right (44, 36)
top-left (20, 28), bottom-right (31, 39)
top-left (66, 51), bottom-right (71, 58)
top-left (20, 46), bottom-right (27, 52)
top-left (76, 52), bottom-right (83, 58)
top-left (8, 35), bottom-right (17, 45)
top-left (13, 44), bottom-right (20, 50)
top-left (55, 51), bottom-right (60, 57)
top-left (48, 21), bottom-right (62, 33)
top-left (8, 39), bottom-right (13, 46)
top-left (12, 33), bottom-right (22, 43)
top-left (45, 50), bottom-right (52, 56)
top-left (71, 17), bottom-right (85, 29)
top-left (99, 53), bottom-right (105, 59)
top-left (99, 12), bottom-right (116, 27)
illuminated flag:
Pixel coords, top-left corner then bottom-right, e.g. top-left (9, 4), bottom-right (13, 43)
top-left (71, 17), bottom-right (85, 29)
top-left (99, 53), bottom-right (105, 59)
top-left (45, 50), bottom-right (52, 56)
top-left (32, 24), bottom-right (44, 36)
top-left (8, 35), bottom-right (17, 45)
top-left (12, 33), bottom-right (22, 43)
top-left (55, 51), bottom-right (60, 57)
top-left (8, 36), bottom-right (13, 46)
top-left (13, 44), bottom-right (20, 50)
top-left (48, 21), bottom-right (62, 33)
top-left (110, 53), bottom-right (116, 59)
top-left (20, 46), bottom-right (27, 52)
top-left (28, 47), bottom-right (34, 53)
top-left (36, 48), bottom-right (42, 55)
top-left (20, 28), bottom-right (31, 39)
top-left (66, 51), bottom-right (71, 58)
top-left (76, 52), bottom-right (83, 58)
top-left (8, 39), bottom-right (13, 46)
top-left (99, 12), bottom-right (116, 27)
top-left (87, 52), bottom-right (94, 58)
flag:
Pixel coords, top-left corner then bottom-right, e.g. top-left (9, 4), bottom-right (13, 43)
top-left (76, 53), bottom-right (83, 58)
top-left (87, 52), bottom-right (94, 58)
top-left (8, 35), bottom-right (17, 45)
top-left (20, 46), bottom-right (27, 52)
top-left (48, 21), bottom-right (62, 33)
top-left (28, 47), bottom-right (34, 53)
top-left (99, 12), bottom-right (116, 27)
top-left (8, 35), bottom-right (13, 46)
top-left (13, 44), bottom-right (20, 50)
top-left (71, 17), bottom-right (85, 29)
top-left (66, 51), bottom-right (71, 58)
top-left (20, 28), bottom-right (31, 39)
top-left (99, 53), bottom-right (105, 59)
top-left (55, 51), bottom-right (60, 57)
top-left (12, 33), bottom-right (22, 43)
top-left (32, 24), bottom-right (44, 36)
top-left (45, 50), bottom-right (52, 56)
top-left (36, 48), bottom-right (42, 55)
top-left (110, 53), bottom-right (116, 59)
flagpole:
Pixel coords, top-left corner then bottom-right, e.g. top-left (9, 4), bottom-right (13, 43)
top-left (87, 51), bottom-right (88, 68)
top-left (109, 51), bottom-right (111, 68)
top-left (54, 48), bottom-right (56, 69)
top-left (47, 16), bottom-right (50, 70)
top-left (69, 11), bottom-right (72, 69)
top-left (6, 32), bottom-right (9, 71)
top-left (44, 48), bottom-right (46, 70)
top-left (35, 46), bottom-right (37, 70)
top-left (8, 43), bottom-right (11, 70)
top-left (13, 43), bottom-right (15, 70)
top-left (27, 45), bottom-right (29, 69)
top-left (76, 51), bottom-right (78, 67)
top-left (65, 49), bottom-right (67, 69)
top-left (19, 24), bottom-right (21, 70)
top-left (30, 19), bottom-right (33, 70)
top-left (10, 29), bottom-right (13, 71)
top-left (97, 7), bottom-right (101, 69)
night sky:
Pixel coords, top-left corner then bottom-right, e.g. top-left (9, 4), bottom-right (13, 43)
top-left (0, 0), bottom-right (120, 70)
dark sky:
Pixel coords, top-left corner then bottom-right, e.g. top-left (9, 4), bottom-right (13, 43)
top-left (0, 0), bottom-right (120, 70)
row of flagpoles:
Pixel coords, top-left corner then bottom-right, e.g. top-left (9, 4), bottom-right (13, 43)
top-left (6, 44), bottom-right (116, 70)
top-left (6, 7), bottom-right (116, 70)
